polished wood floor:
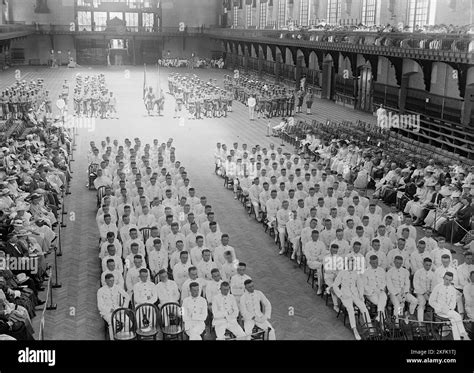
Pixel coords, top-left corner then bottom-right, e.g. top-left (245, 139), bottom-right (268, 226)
top-left (0, 65), bottom-right (462, 340)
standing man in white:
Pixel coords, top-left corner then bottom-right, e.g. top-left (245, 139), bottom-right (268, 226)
top-left (247, 94), bottom-right (256, 121)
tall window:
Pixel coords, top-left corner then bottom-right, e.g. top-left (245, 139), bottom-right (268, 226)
top-left (233, 6), bottom-right (239, 27)
top-left (93, 11), bottom-right (107, 31)
top-left (408, 0), bottom-right (430, 30)
top-left (327, 0), bottom-right (341, 25)
top-left (246, 4), bottom-right (252, 27)
top-left (77, 11), bottom-right (92, 31)
top-left (299, 0), bottom-right (309, 26)
top-left (361, 0), bottom-right (377, 26)
top-left (278, 0), bottom-right (286, 28)
top-left (142, 12), bottom-right (154, 31)
top-left (125, 12), bottom-right (138, 31)
top-left (259, 1), bottom-right (268, 29)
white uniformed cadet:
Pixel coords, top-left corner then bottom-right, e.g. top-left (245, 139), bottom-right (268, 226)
top-left (97, 273), bottom-right (131, 339)
top-left (333, 257), bottom-right (372, 340)
top-left (156, 269), bottom-right (180, 307)
top-left (387, 256), bottom-right (418, 323)
top-left (222, 251), bottom-right (239, 281)
top-left (464, 270), bottom-right (474, 320)
top-left (429, 272), bottom-right (470, 340)
top-left (413, 258), bottom-right (436, 323)
top-left (172, 251), bottom-right (192, 289)
top-left (230, 262), bottom-right (251, 305)
top-left (239, 279), bottom-right (276, 340)
top-left (182, 282), bottom-right (208, 340)
top-left (363, 255), bottom-right (387, 321)
top-left (205, 268), bottom-right (223, 308)
top-left (133, 268), bottom-right (158, 306)
top-left (276, 200), bottom-right (291, 254)
top-left (303, 230), bottom-right (328, 295)
top-left (148, 238), bottom-right (169, 279)
top-left (212, 281), bottom-right (246, 340)
top-left (197, 249), bottom-right (218, 280)
top-left (181, 266), bottom-right (206, 300)
top-left (323, 244), bottom-right (341, 310)
top-left (101, 259), bottom-right (125, 288)
top-left (213, 234), bottom-right (236, 269)
top-left (286, 210), bottom-right (303, 261)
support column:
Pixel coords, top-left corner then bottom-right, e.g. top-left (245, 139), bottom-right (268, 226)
top-left (275, 49), bottom-right (282, 84)
top-left (295, 55), bottom-right (303, 89)
top-left (399, 74), bottom-right (410, 114)
top-left (462, 84), bottom-right (474, 127)
top-left (132, 37), bottom-right (136, 66)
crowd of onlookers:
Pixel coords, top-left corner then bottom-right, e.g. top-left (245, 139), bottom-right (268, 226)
top-left (275, 23), bottom-right (474, 52)
top-left (158, 57), bottom-right (224, 69)
top-left (277, 22), bottom-right (474, 34)
top-left (0, 79), bottom-right (73, 340)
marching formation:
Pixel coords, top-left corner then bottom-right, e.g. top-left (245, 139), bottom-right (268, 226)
top-left (92, 137), bottom-right (276, 340)
top-left (0, 79), bottom-right (55, 121)
top-left (168, 73), bottom-right (233, 119)
top-left (73, 74), bottom-right (118, 119)
top-left (224, 73), bottom-right (314, 120)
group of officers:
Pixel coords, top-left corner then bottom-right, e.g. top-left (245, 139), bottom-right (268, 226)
top-left (225, 74), bottom-right (312, 119)
top-left (73, 73), bottom-right (117, 119)
top-left (0, 79), bottom-right (56, 121)
top-left (94, 137), bottom-right (276, 340)
top-left (215, 141), bottom-right (473, 341)
top-left (168, 73), bottom-right (234, 119)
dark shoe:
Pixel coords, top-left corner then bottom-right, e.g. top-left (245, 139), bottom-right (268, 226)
top-left (37, 300), bottom-right (46, 305)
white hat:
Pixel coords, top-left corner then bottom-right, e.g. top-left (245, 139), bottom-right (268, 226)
top-left (451, 191), bottom-right (461, 198)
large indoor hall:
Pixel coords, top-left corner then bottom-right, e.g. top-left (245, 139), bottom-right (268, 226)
top-left (0, 3), bottom-right (474, 370)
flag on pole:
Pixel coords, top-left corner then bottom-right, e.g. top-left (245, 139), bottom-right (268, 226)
top-left (143, 64), bottom-right (147, 101)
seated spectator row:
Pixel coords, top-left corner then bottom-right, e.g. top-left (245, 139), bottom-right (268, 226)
top-left (92, 137), bottom-right (276, 340)
top-left (0, 108), bottom-right (74, 340)
top-left (215, 140), bottom-right (473, 340)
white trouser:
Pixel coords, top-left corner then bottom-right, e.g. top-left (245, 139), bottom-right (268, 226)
top-left (185, 320), bottom-right (205, 340)
top-left (435, 309), bottom-right (467, 340)
top-left (214, 319), bottom-right (246, 340)
top-left (243, 318), bottom-right (276, 340)
top-left (307, 260), bottom-right (323, 289)
top-left (339, 295), bottom-right (371, 328)
top-left (289, 236), bottom-right (300, 256)
top-left (390, 293), bottom-right (418, 317)
top-left (324, 272), bottom-right (339, 305)
top-left (367, 291), bottom-right (388, 314)
top-left (248, 106), bottom-right (255, 120)
top-left (416, 293), bottom-right (429, 322)
top-left (277, 226), bottom-right (286, 248)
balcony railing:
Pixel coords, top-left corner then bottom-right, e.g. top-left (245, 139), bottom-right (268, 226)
top-left (206, 28), bottom-right (474, 62)
top-left (29, 24), bottom-right (206, 35)
top-left (76, 0), bottom-right (159, 10)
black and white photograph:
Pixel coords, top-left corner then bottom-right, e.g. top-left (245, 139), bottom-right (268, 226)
top-left (0, 0), bottom-right (473, 371)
